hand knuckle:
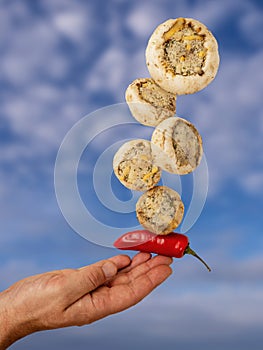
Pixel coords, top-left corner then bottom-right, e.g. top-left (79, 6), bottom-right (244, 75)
top-left (85, 268), bottom-right (103, 289)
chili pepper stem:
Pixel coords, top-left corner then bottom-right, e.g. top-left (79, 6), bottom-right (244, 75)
top-left (184, 245), bottom-right (211, 272)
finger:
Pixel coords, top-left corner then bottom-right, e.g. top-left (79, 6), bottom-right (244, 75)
top-left (64, 264), bottom-right (172, 326)
top-left (109, 264), bottom-right (172, 313)
top-left (108, 255), bottom-right (131, 270)
top-left (110, 254), bottom-right (172, 286)
top-left (148, 255), bottom-right (173, 267)
top-left (65, 259), bottom-right (119, 303)
top-left (118, 252), bottom-right (151, 274)
top-left (99, 264), bottom-right (172, 315)
top-left (78, 255), bottom-right (131, 272)
top-left (104, 253), bottom-right (151, 287)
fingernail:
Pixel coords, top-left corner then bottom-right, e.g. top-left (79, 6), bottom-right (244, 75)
top-left (102, 261), bottom-right (117, 278)
top-left (167, 257), bottom-right (173, 265)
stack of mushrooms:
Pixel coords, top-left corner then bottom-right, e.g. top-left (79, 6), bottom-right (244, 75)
top-left (113, 18), bottom-right (219, 236)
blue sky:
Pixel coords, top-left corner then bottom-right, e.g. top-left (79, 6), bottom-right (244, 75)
top-left (1, 0), bottom-right (263, 349)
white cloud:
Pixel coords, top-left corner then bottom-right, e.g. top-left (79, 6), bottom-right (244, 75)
top-left (1, 19), bottom-right (69, 86)
top-left (239, 8), bottom-right (263, 46)
top-left (85, 46), bottom-right (148, 100)
top-left (1, 0), bottom-right (262, 200)
top-left (0, 2), bottom-right (262, 349)
top-left (171, 252), bottom-right (263, 285)
top-left (40, 0), bottom-right (81, 12)
top-left (0, 80), bottom-right (91, 164)
top-left (126, 3), bottom-right (166, 39)
top-left (82, 1), bottom-right (263, 199)
top-left (176, 47), bottom-right (263, 197)
top-left (143, 286), bottom-right (263, 337)
top-left (126, 0), bottom-right (253, 40)
top-left (9, 282), bottom-right (263, 349)
top-left (52, 11), bottom-right (90, 42)
top-left (86, 47), bottom-right (127, 92)
top-left (0, 260), bottom-right (39, 290)
top-left (240, 171), bottom-right (263, 194)
top-left (189, 0), bottom-right (253, 29)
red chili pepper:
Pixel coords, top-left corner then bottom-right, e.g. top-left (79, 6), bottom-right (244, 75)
top-left (113, 230), bottom-right (211, 271)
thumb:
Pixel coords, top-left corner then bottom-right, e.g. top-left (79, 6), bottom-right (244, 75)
top-left (67, 261), bottom-right (117, 302)
top-left (81, 260), bottom-right (118, 289)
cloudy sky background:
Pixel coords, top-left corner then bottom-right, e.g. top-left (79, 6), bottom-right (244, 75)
top-left (1, 0), bottom-right (263, 349)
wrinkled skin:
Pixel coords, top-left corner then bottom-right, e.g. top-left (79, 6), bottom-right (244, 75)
top-left (0, 253), bottom-right (172, 349)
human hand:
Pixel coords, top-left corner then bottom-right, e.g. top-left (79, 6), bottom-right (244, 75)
top-left (0, 253), bottom-right (172, 349)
